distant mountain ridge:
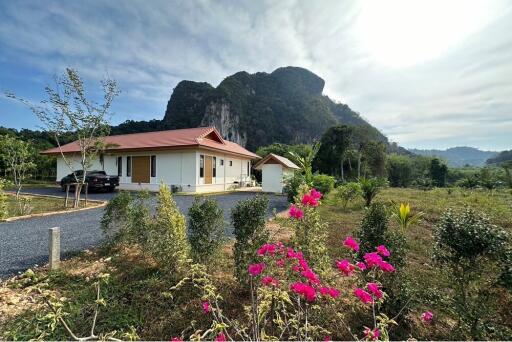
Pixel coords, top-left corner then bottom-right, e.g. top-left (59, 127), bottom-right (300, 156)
top-left (163, 66), bottom-right (387, 151)
top-left (408, 146), bottom-right (498, 167)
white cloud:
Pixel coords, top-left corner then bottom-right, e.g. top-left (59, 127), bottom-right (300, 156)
top-left (0, 0), bottom-right (511, 150)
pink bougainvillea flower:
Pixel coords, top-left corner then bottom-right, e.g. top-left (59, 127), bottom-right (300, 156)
top-left (356, 261), bottom-right (367, 271)
top-left (171, 337), bottom-right (184, 342)
top-left (363, 252), bottom-right (383, 268)
top-left (378, 260), bottom-right (396, 273)
top-left (343, 236), bottom-right (360, 252)
top-left (248, 263), bottom-right (265, 276)
top-left (336, 259), bottom-right (356, 276)
top-left (290, 282), bottom-right (317, 302)
top-left (363, 327), bottom-right (380, 340)
top-left (257, 243), bottom-right (277, 256)
top-left (367, 282), bottom-right (383, 299)
top-left (319, 287), bottom-right (340, 299)
top-left (301, 194), bottom-right (319, 207)
top-left (289, 204), bottom-right (305, 219)
top-left (276, 258), bottom-right (285, 267)
top-left (354, 288), bottom-right (373, 304)
top-left (376, 245), bottom-right (391, 257)
top-left (202, 301), bottom-right (211, 313)
top-left (310, 188), bottom-right (323, 200)
top-left (301, 268), bottom-right (320, 284)
top-left (323, 336), bottom-right (332, 342)
top-left (421, 310), bottom-right (434, 323)
top-left (261, 276), bottom-right (279, 287)
top-left (215, 333), bottom-right (226, 342)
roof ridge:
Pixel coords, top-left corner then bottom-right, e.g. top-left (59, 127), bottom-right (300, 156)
top-left (103, 126), bottom-right (213, 139)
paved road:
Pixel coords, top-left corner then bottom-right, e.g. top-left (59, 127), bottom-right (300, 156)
top-left (0, 188), bottom-right (288, 280)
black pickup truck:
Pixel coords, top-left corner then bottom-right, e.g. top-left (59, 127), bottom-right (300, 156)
top-left (60, 170), bottom-right (120, 192)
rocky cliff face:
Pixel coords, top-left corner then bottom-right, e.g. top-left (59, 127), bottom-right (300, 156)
top-left (163, 66), bottom-right (386, 150)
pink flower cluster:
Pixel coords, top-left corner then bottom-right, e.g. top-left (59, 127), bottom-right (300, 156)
top-left (363, 327), bottom-right (381, 341)
top-left (354, 282), bottom-right (383, 304)
top-left (343, 236), bottom-right (360, 252)
top-left (289, 204), bottom-right (304, 220)
top-left (249, 242), bottom-right (340, 302)
top-left (421, 310), bottom-right (434, 323)
top-left (301, 188), bottom-right (322, 207)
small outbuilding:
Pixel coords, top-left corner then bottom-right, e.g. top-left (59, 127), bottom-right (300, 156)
top-left (254, 153), bottom-right (300, 193)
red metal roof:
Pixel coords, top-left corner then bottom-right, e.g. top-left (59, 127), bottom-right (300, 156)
top-left (41, 127), bottom-right (259, 159)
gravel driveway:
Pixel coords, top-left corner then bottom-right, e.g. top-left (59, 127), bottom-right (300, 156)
top-left (0, 188), bottom-right (288, 280)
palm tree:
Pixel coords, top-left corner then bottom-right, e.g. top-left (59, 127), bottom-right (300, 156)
top-left (288, 142), bottom-right (320, 185)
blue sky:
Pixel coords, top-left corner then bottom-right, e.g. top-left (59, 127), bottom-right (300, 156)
top-left (0, 0), bottom-right (511, 150)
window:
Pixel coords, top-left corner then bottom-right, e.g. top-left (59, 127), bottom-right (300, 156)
top-left (151, 155), bottom-right (156, 177)
top-left (229, 160), bottom-right (233, 167)
top-left (200, 155), bottom-right (204, 178)
top-left (213, 157), bottom-right (217, 177)
top-left (117, 156), bottom-right (122, 177)
top-left (220, 159), bottom-right (224, 166)
top-left (247, 161), bottom-right (250, 176)
top-left (126, 156), bottom-right (132, 177)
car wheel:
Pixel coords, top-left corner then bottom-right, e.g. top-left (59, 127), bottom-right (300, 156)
top-left (107, 186), bottom-right (115, 193)
top-left (61, 184), bottom-right (67, 192)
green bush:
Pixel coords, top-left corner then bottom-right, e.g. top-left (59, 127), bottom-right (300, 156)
top-left (434, 207), bottom-right (512, 339)
top-left (231, 195), bottom-right (269, 284)
top-left (356, 202), bottom-right (389, 255)
top-left (188, 196), bottom-right (226, 265)
top-left (387, 154), bottom-right (413, 187)
top-left (311, 174), bottom-right (335, 195)
top-left (284, 171), bottom-right (306, 202)
top-left (101, 191), bottom-right (151, 246)
top-left (146, 184), bottom-right (190, 272)
top-left (334, 182), bottom-right (361, 209)
top-left (359, 177), bottom-right (386, 207)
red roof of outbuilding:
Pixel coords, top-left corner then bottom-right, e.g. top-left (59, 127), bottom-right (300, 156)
top-left (41, 127), bottom-right (259, 159)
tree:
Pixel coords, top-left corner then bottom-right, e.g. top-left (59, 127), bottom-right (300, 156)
top-left (362, 141), bottom-right (387, 178)
top-left (359, 177), bottom-right (385, 207)
top-left (429, 158), bottom-right (448, 187)
top-left (386, 154), bottom-right (413, 187)
top-left (288, 142), bottom-right (320, 185)
top-left (313, 125), bottom-right (352, 179)
top-left (6, 68), bottom-right (119, 207)
top-left (0, 135), bottom-right (36, 199)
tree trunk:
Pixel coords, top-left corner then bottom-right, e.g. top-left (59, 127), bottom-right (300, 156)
top-left (340, 156), bottom-right (345, 181)
top-left (73, 184), bottom-right (83, 208)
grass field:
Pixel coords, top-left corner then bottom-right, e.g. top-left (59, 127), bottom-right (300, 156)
top-left (3, 193), bottom-right (101, 219)
top-left (1, 187), bottom-right (511, 340)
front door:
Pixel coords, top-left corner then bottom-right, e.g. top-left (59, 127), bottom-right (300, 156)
top-left (132, 156), bottom-right (150, 183)
top-left (204, 156), bottom-right (213, 184)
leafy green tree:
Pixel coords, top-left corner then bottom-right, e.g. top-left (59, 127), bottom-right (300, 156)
top-left (232, 195), bottom-right (269, 285)
top-left (0, 179), bottom-right (8, 219)
top-left (386, 154), bottom-right (413, 187)
top-left (429, 158), bottom-right (448, 187)
top-left (362, 141), bottom-right (387, 178)
top-left (284, 171), bottom-right (307, 202)
top-left (188, 196), bottom-right (226, 265)
top-left (7, 68), bottom-right (119, 207)
top-left (335, 182), bottom-right (361, 210)
top-left (311, 174), bottom-right (335, 195)
top-left (313, 125), bottom-right (352, 179)
top-left (0, 135), bottom-right (36, 199)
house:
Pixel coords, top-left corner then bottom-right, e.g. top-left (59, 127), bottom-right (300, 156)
top-left (41, 127), bottom-right (259, 193)
top-left (254, 153), bottom-right (300, 193)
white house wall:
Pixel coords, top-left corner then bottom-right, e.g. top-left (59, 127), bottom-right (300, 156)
top-left (261, 164), bottom-right (284, 193)
top-left (55, 149), bottom-right (253, 193)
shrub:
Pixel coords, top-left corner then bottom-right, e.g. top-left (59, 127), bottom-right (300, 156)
top-left (101, 190), bottom-right (151, 246)
top-left (387, 154), bottom-right (413, 187)
top-left (232, 195), bottom-right (269, 284)
top-left (0, 179), bottom-right (8, 219)
top-left (284, 171), bottom-right (306, 202)
top-left (357, 202), bottom-right (389, 256)
top-left (311, 174), bottom-right (335, 195)
top-left (334, 182), bottom-right (361, 209)
top-left (290, 188), bottom-right (329, 270)
top-left (359, 177), bottom-right (386, 207)
top-left (434, 207), bottom-right (512, 339)
top-left (146, 183), bottom-right (190, 272)
top-left (188, 196), bottom-right (226, 265)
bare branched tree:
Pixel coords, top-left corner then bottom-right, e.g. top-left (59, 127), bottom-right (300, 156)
top-left (6, 68), bottom-right (119, 207)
